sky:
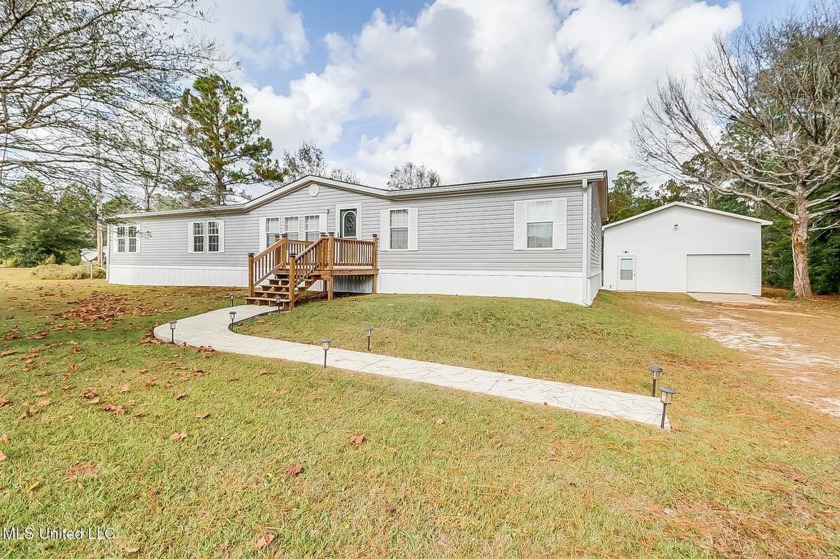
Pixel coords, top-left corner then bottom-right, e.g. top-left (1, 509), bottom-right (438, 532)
top-left (194, 0), bottom-right (801, 190)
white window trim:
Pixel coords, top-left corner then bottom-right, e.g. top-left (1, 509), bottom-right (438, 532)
top-left (115, 224), bottom-right (140, 254)
top-left (187, 220), bottom-right (225, 254)
top-left (513, 198), bottom-right (567, 251)
top-left (380, 208), bottom-right (418, 251)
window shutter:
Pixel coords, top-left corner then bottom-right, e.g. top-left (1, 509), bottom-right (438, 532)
top-left (408, 208), bottom-right (418, 251)
top-left (356, 204), bottom-right (363, 238)
top-left (217, 220), bottom-right (225, 253)
top-left (379, 210), bottom-right (390, 251)
top-left (187, 222), bottom-right (195, 253)
top-left (319, 213), bottom-right (328, 235)
top-left (553, 198), bottom-right (567, 250)
top-left (258, 217), bottom-right (267, 251)
top-left (513, 201), bottom-right (526, 250)
top-left (134, 225), bottom-right (141, 254)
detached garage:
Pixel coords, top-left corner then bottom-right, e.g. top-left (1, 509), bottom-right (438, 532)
top-left (602, 203), bottom-right (771, 295)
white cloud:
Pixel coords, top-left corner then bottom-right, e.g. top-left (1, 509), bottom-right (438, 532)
top-left (237, 0), bottom-right (743, 186)
top-left (198, 0), bottom-right (308, 69)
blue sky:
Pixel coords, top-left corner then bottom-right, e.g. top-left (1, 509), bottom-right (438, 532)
top-left (199, 0), bottom-right (807, 187)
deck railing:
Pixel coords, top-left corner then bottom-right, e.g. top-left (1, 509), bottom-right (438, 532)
top-left (248, 233), bottom-right (378, 298)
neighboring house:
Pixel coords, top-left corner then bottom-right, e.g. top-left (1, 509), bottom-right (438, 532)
top-left (108, 171), bottom-right (608, 306)
top-left (602, 202), bottom-right (772, 295)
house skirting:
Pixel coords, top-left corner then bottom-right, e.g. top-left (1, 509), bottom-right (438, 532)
top-left (108, 265), bottom-right (248, 287)
top-left (108, 265), bottom-right (592, 305)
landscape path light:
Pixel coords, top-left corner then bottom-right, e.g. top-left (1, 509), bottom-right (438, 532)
top-left (321, 338), bottom-right (331, 368)
top-left (229, 310), bottom-right (236, 325)
top-left (659, 386), bottom-right (676, 429)
top-left (365, 326), bottom-right (374, 351)
top-left (229, 293), bottom-right (235, 307)
top-left (274, 295), bottom-right (283, 310)
top-left (168, 320), bottom-right (177, 344)
top-left (648, 364), bottom-right (663, 397)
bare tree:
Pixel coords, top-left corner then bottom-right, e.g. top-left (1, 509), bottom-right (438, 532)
top-left (387, 162), bottom-right (441, 190)
top-left (632, 5), bottom-right (840, 298)
top-left (0, 0), bottom-right (216, 205)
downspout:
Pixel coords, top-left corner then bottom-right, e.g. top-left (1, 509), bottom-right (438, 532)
top-left (581, 179), bottom-right (592, 306)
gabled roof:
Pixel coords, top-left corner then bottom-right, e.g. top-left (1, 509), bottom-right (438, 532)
top-left (116, 170), bottom-right (608, 219)
top-left (602, 202), bottom-right (772, 230)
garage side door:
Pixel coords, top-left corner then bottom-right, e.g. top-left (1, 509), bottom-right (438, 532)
top-left (686, 254), bottom-right (750, 294)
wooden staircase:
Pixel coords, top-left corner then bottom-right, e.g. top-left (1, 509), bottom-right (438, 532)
top-left (246, 233), bottom-right (378, 311)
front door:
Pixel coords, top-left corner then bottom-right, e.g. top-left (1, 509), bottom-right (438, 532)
top-left (617, 256), bottom-right (636, 291)
top-left (339, 208), bottom-right (358, 239)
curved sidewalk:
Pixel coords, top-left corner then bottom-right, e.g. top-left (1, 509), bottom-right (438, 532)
top-left (154, 305), bottom-right (669, 429)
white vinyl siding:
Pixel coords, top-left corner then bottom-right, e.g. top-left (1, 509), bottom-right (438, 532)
top-left (187, 220), bottom-right (224, 254)
top-left (514, 199), bottom-right (567, 250)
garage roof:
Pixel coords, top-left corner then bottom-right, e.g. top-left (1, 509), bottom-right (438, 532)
top-left (602, 202), bottom-right (773, 230)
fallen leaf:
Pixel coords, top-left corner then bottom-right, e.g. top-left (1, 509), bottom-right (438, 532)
top-left (124, 545), bottom-right (140, 554)
top-left (435, 418), bottom-right (445, 425)
top-left (67, 364), bottom-right (79, 372)
top-left (350, 434), bottom-right (365, 446)
top-left (106, 357), bottom-right (117, 362)
top-left (66, 462), bottom-right (99, 480)
top-left (0, 398), bottom-right (10, 407)
top-left (0, 435), bottom-right (9, 444)
top-left (255, 534), bottom-right (275, 550)
top-left (0, 451), bottom-right (5, 462)
top-left (0, 350), bottom-right (15, 357)
top-left (35, 390), bottom-right (49, 397)
top-left (61, 375), bottom-right (69, 381)
top-left (284, 463), bottom-right (303, 477)
top-left (36, 399), bottom-right (51, 408)
top-left (663, 508), bottom-right (678, 517)
top-left (163, 381), bottom-right (174, 389)
top-left (154, 412), bottom-right (165, 418)
top-left (82, 390), bottom-right (97, 399)
top-left (100, 404), bottom-right (126, 414)
top-left (120, 384), bottom-right (129, 393)
top-left (168, 432), bottom-right (187, 441)
top-left (385, 505), bottom-right (397, 514)
top-left (89, 397), bottom-right (101, 404)
top-left (195, 413), bottom-right (210, 420)
top-left (17, 411), bottom-right (27, 420)
top-left (175, 393), bottom-right (186, 401)
top-left (258, 369), bottom-right (270, 376)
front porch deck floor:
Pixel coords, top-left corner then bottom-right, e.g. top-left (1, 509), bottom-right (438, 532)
top-left (154, 305), bottom-right (668, 428)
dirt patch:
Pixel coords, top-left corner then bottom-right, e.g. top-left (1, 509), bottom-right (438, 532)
top-left (675, 301), bottom-right (840, 418)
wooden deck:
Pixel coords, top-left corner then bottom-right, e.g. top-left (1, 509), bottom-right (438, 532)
top-left (247, 233), bottom-right (378, 310)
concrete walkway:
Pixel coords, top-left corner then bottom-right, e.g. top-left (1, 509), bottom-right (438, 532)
top-left (688, 292), bottom-right (774, 305)
top-left (154, 305), bottom-right (669, 428)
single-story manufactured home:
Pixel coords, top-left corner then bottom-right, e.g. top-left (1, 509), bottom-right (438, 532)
top-left (108, 171), bottom-right (608, 307)
top-left (602, 202), bottom-right (772, 295)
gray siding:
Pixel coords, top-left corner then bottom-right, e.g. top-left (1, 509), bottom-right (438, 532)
top-left (589, 191), bottom-right (603, 277)
top-left (110, 182), bottom-right (585, 273)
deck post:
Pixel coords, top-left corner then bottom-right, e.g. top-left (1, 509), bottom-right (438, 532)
top-left (280, 234), bottom-right (288, 267)
top-left (288, 253), bottom-right (296, 311)
top-left (247, 252), bottom-right (255, 297)
top-left (371, 234), bottom-right (378, 294)
top-left (327, 232), bottom-right (335, 270)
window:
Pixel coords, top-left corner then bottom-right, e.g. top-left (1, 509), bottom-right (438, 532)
top-left (192, 222), bottom-right (204, 252)
top-left (116, 225), bottom-right (138, 253)
top-left (304, 215), bottom-right (320, 241)
top-left (207, 221), bottom-right (220, 252)
top-left (188, 220), bottom-right (224, 253)
top-left (284, 217), bottom-right (299, 240)
top-left (526, 200), bottom-right (553, 248)
top-left (390, 209), bottom-right (409, 250)
top-left (265, 217), bottom-right (280, 248)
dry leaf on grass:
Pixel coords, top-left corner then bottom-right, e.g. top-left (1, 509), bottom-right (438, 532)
top-left (82, 390), bottom-right (97, 399)
top-left (0, 398), bottom-right (10, 407)
top-left (284, 463), bottom-right (303, 477)
top-left (67, 364), bottom-right (79, 372)
top-left (124, 545), bottom-right (140, 553)
top-left (100, 404), bottom-right (126, 414)
top-left (35, 390), bottom-right (49, 397)
top-left (0, 350), bottom-right (15, 357)
top-left (168, 432), bottom-right (187, 441)
top-left (195, 413), bottom-right (210, 420)
top-left (258, 369), bottom-right (271, 376)
top-left (66, 462), bottom-right (99, 480)
top-left (435, 418), bottom-right (445, 425)
top-left (350, 434), bottom-right (365, 446)
top-left (0, 451), bottom-right (6, 462)
top-left (89, 397), bottom-right (101, 404)
top-left (120, 384), bottom-right (129, 393)
top-left (0, 435), bottom-right (9, 444)
top-left (255, 534), bottom-right (275, 550)
top-left (36, 399), bottom-right (51, 408)
top-left (175, 393), bottom-right (186, 401)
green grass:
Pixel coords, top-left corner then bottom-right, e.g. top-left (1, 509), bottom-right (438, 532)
top-left (0, 269), bottom-right (838, 558)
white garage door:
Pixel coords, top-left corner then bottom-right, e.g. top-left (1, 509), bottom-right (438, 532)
top-left (686, 254), bottom-right (750, 293)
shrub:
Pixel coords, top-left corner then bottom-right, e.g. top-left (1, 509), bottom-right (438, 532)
top-left (32, 264), bottom-right (106, 280)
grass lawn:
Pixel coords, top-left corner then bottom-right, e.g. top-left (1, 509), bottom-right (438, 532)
top-left (0, 269), bottom-right (838, 558)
